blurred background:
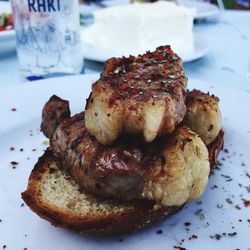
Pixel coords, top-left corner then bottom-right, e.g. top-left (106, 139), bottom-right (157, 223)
top-left (0, 0), bottom-right (250, 10)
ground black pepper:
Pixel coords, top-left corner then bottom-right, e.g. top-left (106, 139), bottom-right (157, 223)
top-left (173, 246), bottom-right (186, 250)
top-left (226, 198), bottom-right (233, 204)
top-left (10, 161), bottom-right (18, 165)
top-left (228, 232), bottom-right (237, 237)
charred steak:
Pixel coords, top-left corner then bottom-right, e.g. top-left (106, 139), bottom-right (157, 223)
top-left (42, 96), bottom-right (209, 206)
top-left (85, 46), bottom-right (187, 145)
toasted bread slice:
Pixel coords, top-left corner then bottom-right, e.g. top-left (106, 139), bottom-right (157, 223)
top-left (22, 130), bottom-right (224, 235)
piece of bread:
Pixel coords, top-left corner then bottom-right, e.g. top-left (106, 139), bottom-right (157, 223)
top-left (21, 130), bottom-right (224, 235)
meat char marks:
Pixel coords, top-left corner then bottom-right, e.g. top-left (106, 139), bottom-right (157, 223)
top-left (85, 46), bottom-right (188, 145)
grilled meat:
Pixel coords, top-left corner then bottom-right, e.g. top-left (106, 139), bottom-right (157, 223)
top-left (85, 46), bottom-right (187, 145)
top-left (41, 95), bottom-right (70, 138)
top-left (52, 112), bottom-right (144, 200)
top-left (41, 94), bottom-right (209, 206)
top-left (184, 89), bottom-right (222, 145)
top-left (51, 113), bottom-right (209, 206)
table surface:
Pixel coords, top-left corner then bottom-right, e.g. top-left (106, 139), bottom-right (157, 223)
top-left (0, 10), bottom-right (250, 91)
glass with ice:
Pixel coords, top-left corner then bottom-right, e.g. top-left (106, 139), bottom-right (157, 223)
top-left (10, 0), bottom-right (83, 81)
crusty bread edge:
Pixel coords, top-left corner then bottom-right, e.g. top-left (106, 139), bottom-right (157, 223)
top-left (22, 150), bottom-right (183, 235)
top-left (22, 130), bottom-right (224, 235)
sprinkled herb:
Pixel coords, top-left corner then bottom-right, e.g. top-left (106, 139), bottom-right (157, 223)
top-left (208, 124), bottom-right (214, 131)
top-left (156, 230), bottom-right (163, 234)
top-left (195, 209), bottom-right (203, 215)
top-left (199, 212), bottom-right (205, 220)
top-left (215, 234), bottom-right (222, 240)
top-left (11, 108), bottom-right (17, 111)
top-left (42, 140), bottom-right (49, 145)
top-left (214, 165), bottom-right (222, 171)
top-left (10, 161), bottom-right (18, 165)
top-left (221, 174), bottom-right (231, 179)
top-left (226, 198), bottom-right (233, 204)
top-left (192, 234), bottom-right (198, 239)
top-left (217, 204), bottom-right (223, 209)
top-left (235, 205), bottom-right (241, 210)
top-left (195, 209), bottom-right (205, 220)
top-left (3, 245), bottom-right (6, 249)
top-left (173, 246), bottom-right (186, 250)
top-left (228, 232), bottom-right (237, 237)
top-left (20, 148), bottom-right (24, 152)
top-left (184, 222), bottom-right (191, 226)
top-left (217, 161), bottom-right (223, 166)
top-left (10, 147), bottom-right (15, 151)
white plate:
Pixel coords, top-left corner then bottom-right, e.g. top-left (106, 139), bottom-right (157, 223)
top-left (178, 0), bottom-right (220, 19)
top-left (82, 34), bottom-right (209, 63)
top-left (0, 74), bottom-right (249, 250)
top-left (0, 1), bottom-right (16, 54)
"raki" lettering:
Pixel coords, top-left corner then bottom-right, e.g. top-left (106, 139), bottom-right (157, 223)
top-left (28, 0), bottom-right (60, 13)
